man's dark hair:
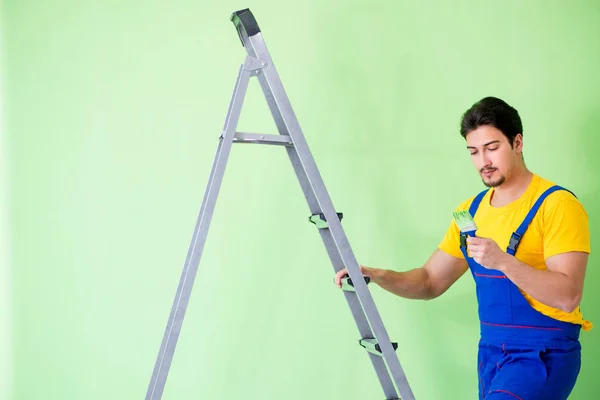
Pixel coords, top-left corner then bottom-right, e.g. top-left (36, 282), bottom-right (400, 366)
top-left (460, 97), bottom-right (523, 147)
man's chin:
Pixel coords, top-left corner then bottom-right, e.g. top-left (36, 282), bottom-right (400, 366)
top-left (482, 176), bottom-right (506, 188)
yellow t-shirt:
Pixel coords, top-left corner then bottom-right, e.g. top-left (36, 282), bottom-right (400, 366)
top-left (439, 173), bottom-right (592, 331)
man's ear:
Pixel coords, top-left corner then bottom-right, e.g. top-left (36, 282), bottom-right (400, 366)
top-left (513, 133), bottom-right (523, 153)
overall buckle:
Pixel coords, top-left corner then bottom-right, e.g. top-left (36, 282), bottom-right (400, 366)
top-left (507, 232), bottom-right (522, 253)
top-left (460, 234), bottom-right (468, 249)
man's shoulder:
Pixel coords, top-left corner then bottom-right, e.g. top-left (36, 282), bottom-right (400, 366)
top-left (535, 174), bottom-right (583, 210)
top-left (533, 175), bottom-right (590, 254)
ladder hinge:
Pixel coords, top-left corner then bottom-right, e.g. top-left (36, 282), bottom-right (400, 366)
top-left (243, 56), bottom-right (268, 75)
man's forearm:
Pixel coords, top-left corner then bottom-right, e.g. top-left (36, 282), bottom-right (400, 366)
top-left (499, 257), bottom-right (581, 313)
top-left (367, 267), bottom-right (434, 300)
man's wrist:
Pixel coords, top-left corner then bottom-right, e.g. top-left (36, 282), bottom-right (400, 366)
top-left (371, 268), bottom-right (389, 285)
top-left (498, 254), bottom-right (518, 273)
top-left (365, 266), bottom-right (385, 284)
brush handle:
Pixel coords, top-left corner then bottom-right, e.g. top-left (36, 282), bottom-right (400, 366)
top-left (460, 230), bottom-right (477, 251)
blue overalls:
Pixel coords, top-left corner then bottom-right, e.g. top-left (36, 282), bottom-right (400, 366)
top-left (460, 186), bottom-right (582, 400)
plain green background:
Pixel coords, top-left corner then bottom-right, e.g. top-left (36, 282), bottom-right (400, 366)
top-left (1, 2), bottom-right (10, 400)
top-left (3, 1), bottom-right (600, 399)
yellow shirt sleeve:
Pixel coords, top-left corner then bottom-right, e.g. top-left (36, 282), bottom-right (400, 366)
top-left (542, 198), bottom-right (591, 259)
top-left (438, 217), bottom-right (463, 258)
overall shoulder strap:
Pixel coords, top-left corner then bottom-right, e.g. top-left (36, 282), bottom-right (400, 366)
top-left (459, 189), bottom-right (490, 250)
top-left (506, 185), bottom-right (577, 255)
top-left (468, 189), bottom-right (489, 217)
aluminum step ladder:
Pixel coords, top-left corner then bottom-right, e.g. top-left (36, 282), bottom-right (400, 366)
top-left (145, 8), bottom-right (416, 400)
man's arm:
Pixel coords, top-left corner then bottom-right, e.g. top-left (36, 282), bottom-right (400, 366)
top-left (334, 248), bottom-right (469, 300)
top-left (466, 236), bottom-right (589, 313)
top-left (499, 251), bottom-right (588, 313)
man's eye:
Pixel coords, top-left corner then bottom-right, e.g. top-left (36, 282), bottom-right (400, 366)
top-left (488, 147), bottom-right (499, 151)
top-left (470, 152), bottom-right (477, 156)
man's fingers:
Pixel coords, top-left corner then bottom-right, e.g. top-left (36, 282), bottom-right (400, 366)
top-left (335, 266), bottom-right (370, 288)
top-left (468, 251), bottom-right (483, 260)
top-left (334, 269), bottom-right (348, 287)
top-left (467, 244), bottom-right (483, 252)
top-left (466, 236), bottom-right (489, 245)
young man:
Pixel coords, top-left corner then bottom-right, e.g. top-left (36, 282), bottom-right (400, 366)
top-left (335, 96), bottom-right (592, 399)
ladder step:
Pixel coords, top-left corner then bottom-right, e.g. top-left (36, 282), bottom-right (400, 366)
top-left (359, 338), bottom-right (399, 356)
top-left (308, 212), bottom-right (343, 228)
top-left (340, 275), bottom-right (370, 292)
top-left (232, 131), bottom-right (293, 146)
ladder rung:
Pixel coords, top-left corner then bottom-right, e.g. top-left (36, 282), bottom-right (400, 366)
top-left (359, 338), bottom-right (399, 356)
top-left (308, 212), bottom-right (343, 228)
top-left (232, 131), bottom-right (293, 146)
top-left (340, 275), bottom-right (370, 292)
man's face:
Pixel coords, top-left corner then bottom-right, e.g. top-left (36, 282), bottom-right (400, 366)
top-left (465, 125), bottom-right (522, 188)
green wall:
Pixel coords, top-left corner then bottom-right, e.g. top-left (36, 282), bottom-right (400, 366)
top-left (4, 1), bottom-right (600, 399)
top-left (1, 2), bottom-right (12, 400)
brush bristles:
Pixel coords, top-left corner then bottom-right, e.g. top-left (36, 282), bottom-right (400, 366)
top-left (453, 210), bottom-right (477, 232)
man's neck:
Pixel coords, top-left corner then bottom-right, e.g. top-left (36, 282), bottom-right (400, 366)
top-left (490, 166), bottom-right (533, 207)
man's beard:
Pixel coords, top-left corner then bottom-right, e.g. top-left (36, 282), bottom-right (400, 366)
top-left (481, 168), bottom-right (506, 187)
top-left (482, 176), bottom-right (506, 187)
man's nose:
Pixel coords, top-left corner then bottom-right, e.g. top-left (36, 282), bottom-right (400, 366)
top-left (478, 152), bottom-right (491, 168)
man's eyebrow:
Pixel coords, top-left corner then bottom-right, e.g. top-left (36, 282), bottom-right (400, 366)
top-left (466, 140), bottom-right (500, 149)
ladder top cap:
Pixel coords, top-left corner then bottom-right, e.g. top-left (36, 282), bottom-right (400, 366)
top-left (231, 8), bottom-right (261, 38)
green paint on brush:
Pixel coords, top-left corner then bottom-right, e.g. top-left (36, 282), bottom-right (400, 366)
top-left (452, 210), bottom-right (477, 233)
